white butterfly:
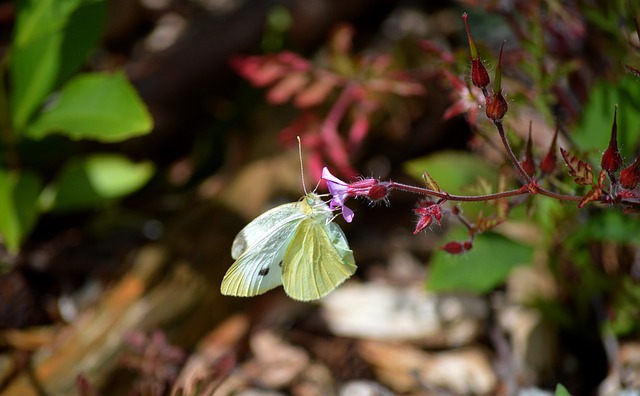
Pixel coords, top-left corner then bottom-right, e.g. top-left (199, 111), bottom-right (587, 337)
top-left (221, 192), bottom-right (356, 301)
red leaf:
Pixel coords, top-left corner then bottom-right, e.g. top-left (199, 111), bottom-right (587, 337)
top-left (578, 187), bottom-right (603, 208)
top-left (560, 148), bottom-right (593, 186)
top-left (348, 110), bottom-right (371, 148)
top-left (597, 169), bottom-right (607, 188)
top-left (266, 73), bottom-right (309, 104)
top-left (294, 75), bottom-right (337, 108)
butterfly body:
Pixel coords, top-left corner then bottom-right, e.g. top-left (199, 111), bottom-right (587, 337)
top-left (221, 193), bottom-right (356, 301)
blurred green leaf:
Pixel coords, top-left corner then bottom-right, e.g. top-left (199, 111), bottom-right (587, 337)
top-left (56, 1), bottom-right (107, 85)
top-left (0, 170), bottom-right (42, 253)
top-left (573, 76), bottom-right (640, 159)
top-left (10, 0), bottom-right (83, 131)
top-left (404, 151), bottom-right (498, 218)
top-left (427, 230), bottom-right (533, 293)
top-left (48, 154), bottom-right (154, 211)
top-left (555, 384), bottom-right (571, 396)
top-left (403, 151), bottom-right (496, 193)
top-left (609, 277), bottom-right (640, 336)
top-left (570, 211), bottom-right (640, 244)
top-left (26, 72), bottom-right (153, 142)
top-left (10, 32), bottom-right (62, 132)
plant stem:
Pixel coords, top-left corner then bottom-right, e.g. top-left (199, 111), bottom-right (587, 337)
top-left (495, 121), bottom-right (531, 184)
top-left (388, 180), bottom-right (530, 202)
top-left (493, 122), bottom-right (584, 202)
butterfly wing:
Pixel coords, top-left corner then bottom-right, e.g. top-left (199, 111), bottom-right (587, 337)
top-left (222, 203), bottom-right (305, 297)
top-left (231, 202), bottom-right (302, 259)
top-left (281, 218), bottom-right (356, 301)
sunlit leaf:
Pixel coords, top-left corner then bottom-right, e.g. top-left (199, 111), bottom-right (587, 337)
top-left (26, 72), bottom-right (153, 142)
top-left (47, 154), bottom-right (154, 211)
top-left (555, 384), bottom-right (571, 396)
top-left (404, 151), bottom-right (496, 193)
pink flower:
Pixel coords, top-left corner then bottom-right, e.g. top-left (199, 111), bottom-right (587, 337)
top-left (442, 70), bottom-right (484, 125)
top-left (322, 167), bottom-right (355, 222)
top-left (321, 167), bottom-right (390, 223)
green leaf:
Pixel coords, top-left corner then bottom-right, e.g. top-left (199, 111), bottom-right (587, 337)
top-left (26, 72), bottom-right (153, 142)
top-left (404, 151), bottom-right (498, 218)
top-left (56, 1), bottom-right (107, 85)
top-left (573, 76), bottom-right (640, 159)
top-left (554, 383), bottom-right (571, 396)
top-left (569, 211), bottom-right (640, 244)
top-left (10, 31), bottom-right (62, 131)
top-left (0, 170), bottom-right (42, 253)
top-left (47, 153), bottom-right (154, 211)
top-left (404, 151), bottom-right (497, 193)
top-left (427, 230), bottom-right (533, 294)
top-left (10, 0), bottom-right (83, 131)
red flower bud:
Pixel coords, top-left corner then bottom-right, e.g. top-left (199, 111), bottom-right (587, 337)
top-left (413, 201), bottom-right (442, 234)
top-left (441, 240), bottom-right (473, 255)
top-left (540, 127), bottom-right (558, 175)
top-left (471, 58), bottom-right (490, 89)
top-left (520, 128), bottom-right (535, 177)
top-left (620, 156), bottom-right (640, 190)
top-left (601, 107), bottom-right (622, 173)
top-left (414, 215), bottom-right (433, 235)
top-left (486, 91), bottom-right (508, 122)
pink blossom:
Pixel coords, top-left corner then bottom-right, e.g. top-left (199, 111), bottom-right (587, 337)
top-left (322, 167), bottom-right (355, 222)
top-left (321, 167), bottom-right (391, 223)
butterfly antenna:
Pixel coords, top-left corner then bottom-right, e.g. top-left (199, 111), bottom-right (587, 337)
top-left (297, 136), bottom-right (308, 194)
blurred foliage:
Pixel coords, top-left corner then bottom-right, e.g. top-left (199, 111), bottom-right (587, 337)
top-left (573, 76), bottom-right (640, 160)
top-left (0, 0), bottom-right (153, 257)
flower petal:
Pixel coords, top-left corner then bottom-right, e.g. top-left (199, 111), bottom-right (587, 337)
top-left (322, 167), bottom-right (347, 187)
top-left (342, 205), bottom-right (355, 223)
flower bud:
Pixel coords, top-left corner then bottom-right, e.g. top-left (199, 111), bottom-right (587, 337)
top-left (441, 240), bottom-right (473, 254)
top-left (602, 147), bottom-right (623, 174)
top-left (520, 128), bottom-right (535, 177)
top-left (471, 58), bottom-right (490, 89)
top-left (620, 156), bottom-right (640, 190)
top-left (413, 201), bottom-right (442, 234)
top-left (540, 127), bottom-right (558, 175)
top-left (601, 108), bottom-right (622, 173)
top-left (486, 91), bottom-right (508, 122)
